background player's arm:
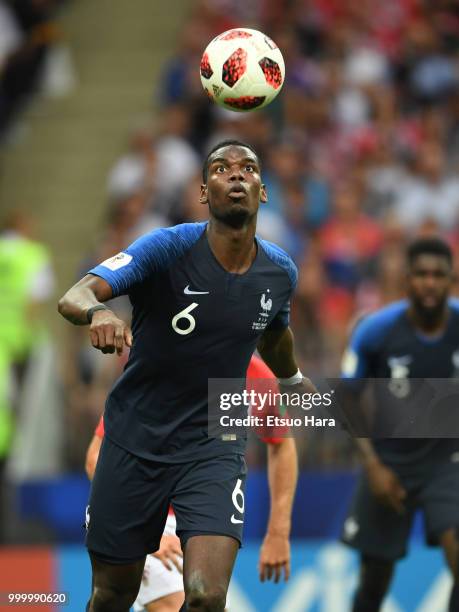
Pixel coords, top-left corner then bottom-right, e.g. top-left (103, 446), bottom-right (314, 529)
top-left (343, 323), bottom-right (406, 514)
top-left (355, 438), bottom-right (380, 468)
top-left (152, 536), bottom-right (183, 573)
top-left (58, 275), bottom-right (132, 354)
top-left (356, 438), bottom-right (406, 514)
top-left (85, 434), bottom-right (102, 481)
top-left (259, 437), bottom-right (297, 583)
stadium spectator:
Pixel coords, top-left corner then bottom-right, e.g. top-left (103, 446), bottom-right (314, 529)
top-left (0, 0), bottom-right (63, 140)
top-left (392, 141), bottom-right (459, 233)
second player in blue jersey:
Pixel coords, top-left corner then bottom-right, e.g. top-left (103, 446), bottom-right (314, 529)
top-left (340, 238), bottom-right (459, 612)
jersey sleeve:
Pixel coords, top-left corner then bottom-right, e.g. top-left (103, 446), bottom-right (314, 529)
top-left (267, 260), bottom-right (298, 332)
top-left (88, 224), bottom-right (205, 297)
top-left (341, 316), bottom-right (378, 379)
top-left (341, 302), bottom-right (408, 379)
top-left (94, 415), bottom-right (104, 438)
top-left (267, 295), bottom-right (292, 331)
top-left (338, 319), bottom-right (374, 429)
top-left (87, 230), bottom-right (169, 297)
top-left (341, 319), bottom-right (373, 379)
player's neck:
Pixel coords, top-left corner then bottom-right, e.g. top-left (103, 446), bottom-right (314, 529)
top-left (407, 304), bottom-right (449, 336)
top-left (206, 220), bottom-right (257, 274)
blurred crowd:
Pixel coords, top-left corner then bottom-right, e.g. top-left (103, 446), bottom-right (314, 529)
top-left (61, 0), bottom-right (459, 469)
top-left (2, 0), bottom-right (459, 476)
top-left (0, 0), bottom-right (65, 142)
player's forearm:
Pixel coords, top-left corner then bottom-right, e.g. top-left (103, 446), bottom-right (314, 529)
top-left (58, 285), bottom-right (104, 325)
top-left (266, 439), bottom-right (298, 536)
top-left (58, 275), bottom-right (113, 326)
top-left (355, 438), bottom-right (382, 469)
top-left (257, 327), bottom-right (298, 378)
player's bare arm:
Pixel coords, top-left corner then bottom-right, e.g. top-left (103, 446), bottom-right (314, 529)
top-left (58, 274), bottom-right (132, 355)
top-left (257, 327), bottom-right (297, 377)
top-left (257, 327), bottom-right (317, 393)
top-left (259, 437), bottom-right (297, 583)
top-left (343, 389), bottom-right (407, 515)
top-left (356, 438), bottom-right (406, 515)
top-left (85, 434), bottom-right (102, 481)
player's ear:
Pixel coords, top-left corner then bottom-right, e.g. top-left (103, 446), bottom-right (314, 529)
top-left (260, 184), bottom-right (268, 204)
top-left (199, 184), bottom-right (208, 205)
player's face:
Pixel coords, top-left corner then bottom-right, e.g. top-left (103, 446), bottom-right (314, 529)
top-left (200, 145), bottom-right (267, 229)
top-left (407, 254), bottom-right (453, 315)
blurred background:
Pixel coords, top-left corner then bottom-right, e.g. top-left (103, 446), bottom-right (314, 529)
top-left (0, 0), bottom-right (458, 609)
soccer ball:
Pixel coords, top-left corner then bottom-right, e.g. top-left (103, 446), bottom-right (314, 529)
top-left (200, 28), bottom-right (285, 112)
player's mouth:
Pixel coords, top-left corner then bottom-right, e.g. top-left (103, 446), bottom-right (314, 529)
top-left (227, 184), bottom-right (247, 200)
top-left (420, 294), bottom-right (440, 308)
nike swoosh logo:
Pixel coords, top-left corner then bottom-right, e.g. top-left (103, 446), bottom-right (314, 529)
top-left (231, 515), bottom-right (244, 524)
top-left (184, 285), bottom-right (209, 295)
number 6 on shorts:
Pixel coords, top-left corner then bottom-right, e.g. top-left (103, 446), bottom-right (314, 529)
top-left (232, 478), bottom-right (245, 515)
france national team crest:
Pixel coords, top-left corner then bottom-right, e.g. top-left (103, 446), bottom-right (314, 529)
top-left (387, 355), bottom-right (411, 398)
top-left (252, 290), bottom-right (272, 331)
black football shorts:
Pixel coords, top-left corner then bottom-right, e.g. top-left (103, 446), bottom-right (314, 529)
top-left (341, 443), bottom-right (459, 560)
top-left (85, 436), bottom-right (247, 564)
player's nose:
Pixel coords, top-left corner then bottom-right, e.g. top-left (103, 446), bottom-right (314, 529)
top-left (228, 165), bottom-right (244, 180)
top-left (424, 274), bottom-right (438, 288)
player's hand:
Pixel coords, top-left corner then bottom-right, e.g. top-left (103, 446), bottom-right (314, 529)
top-left (152, 534), bottom-right (183, 573)
top-left (258, 533), bottom-right (290, 583)
top-left (89, 310), bottom-right (132, 355)
top-left (366, 461), bottom-right (407, 514)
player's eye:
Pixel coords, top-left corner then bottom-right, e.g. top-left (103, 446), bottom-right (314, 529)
top-left (245, 165), bottom-right (255, 172)
top-left (215, 165), bottom-right (226, 173)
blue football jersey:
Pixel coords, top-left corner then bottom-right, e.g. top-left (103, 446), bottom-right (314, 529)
top-left (89, 222), bottom-right (297, 463)
top-left (341, 299), bottom-right (459, 462)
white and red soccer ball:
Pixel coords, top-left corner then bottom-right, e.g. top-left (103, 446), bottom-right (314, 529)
top-left (200, 28), bottom-right (285, 112)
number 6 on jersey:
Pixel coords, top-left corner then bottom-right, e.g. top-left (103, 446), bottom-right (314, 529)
top-left (172, 303), bottom-right (199, 335)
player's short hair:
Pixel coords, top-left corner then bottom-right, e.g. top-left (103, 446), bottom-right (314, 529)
top-left (202, 139), bottom-right (260, 183)
top-left (407, 237), bottom-right (453, 268)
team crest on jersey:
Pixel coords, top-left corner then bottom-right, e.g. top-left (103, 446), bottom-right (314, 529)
top-left (101, 252), bottom-right (133, 271)
top-left (252, 290), bottom-right (272, 330)
top-left (387, 355), bottom-right (411, 398)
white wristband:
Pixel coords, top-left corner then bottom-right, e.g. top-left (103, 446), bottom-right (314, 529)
top-left (278, 369), bottom-right (303, 386)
